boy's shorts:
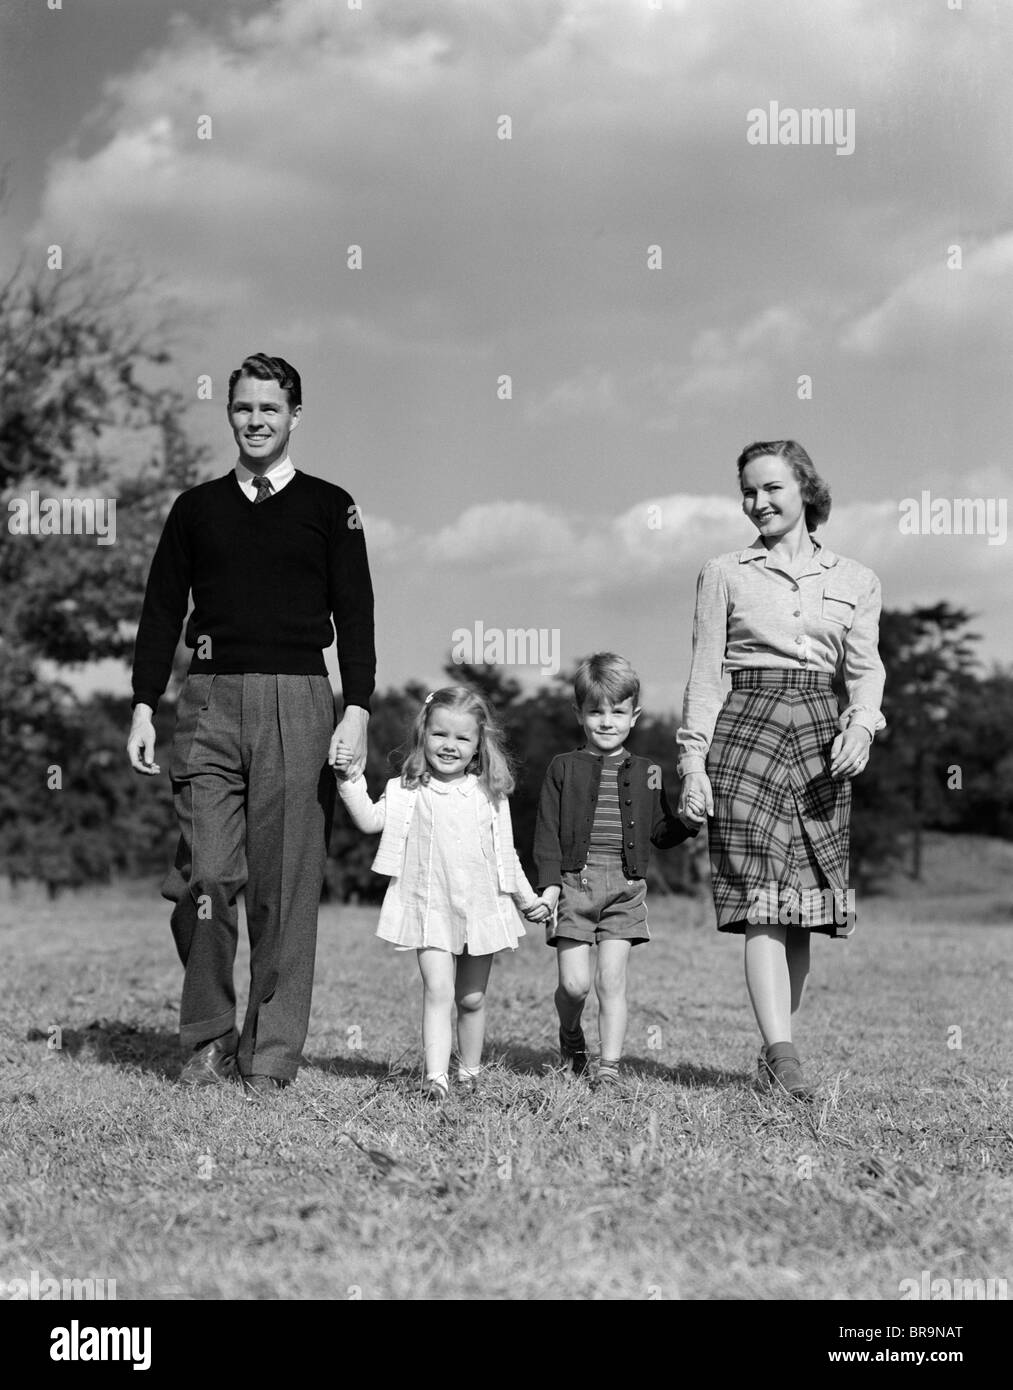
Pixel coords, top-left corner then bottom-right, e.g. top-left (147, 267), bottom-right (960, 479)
top-left (547, 854), bottom-right (649, 948)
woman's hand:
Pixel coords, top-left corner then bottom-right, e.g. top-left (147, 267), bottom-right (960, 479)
top-left (678, 771), bottom-right (713, 827)
top-left (829, 726), bottom-right (872, 780)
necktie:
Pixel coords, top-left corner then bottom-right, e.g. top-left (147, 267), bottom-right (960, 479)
top-left (252, 475), bottom-right (274, 504)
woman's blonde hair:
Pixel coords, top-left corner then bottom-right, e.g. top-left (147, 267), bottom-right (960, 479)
top-left (399, 686), bottom-right (515, 802)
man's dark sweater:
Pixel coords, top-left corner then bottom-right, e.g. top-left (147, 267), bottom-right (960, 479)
top-left (131, 471), bottom-right (375, 713)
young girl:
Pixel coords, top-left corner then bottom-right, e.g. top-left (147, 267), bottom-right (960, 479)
top-left (335, 686), bottom-right (549, 1101)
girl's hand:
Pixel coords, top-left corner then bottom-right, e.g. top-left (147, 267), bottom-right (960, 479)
top-left (523, 897), bottom-right (551, 923)
top-left (830, 726), bottom-right (872, 780)
top-left (332, 742), bottom-right (355, 781)
top-left (678, 771), bottom-right (713, 826)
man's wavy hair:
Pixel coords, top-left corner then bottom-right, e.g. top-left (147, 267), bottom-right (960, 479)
top-left (737, 439), bottom-right (831, 532)
top-left (228, 353), bottom-right (302, 410)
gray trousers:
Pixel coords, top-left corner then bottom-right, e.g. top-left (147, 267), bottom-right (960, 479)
top-left (162, 673), bottom-right (335, 1079)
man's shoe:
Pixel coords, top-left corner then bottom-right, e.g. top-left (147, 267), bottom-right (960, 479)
top-left (241, 1074), bottom-right (290, 1101)
top-left (559, 1026), bottom-right (588, 1077)
top-left (179, 1036), bottom-right (238, 1087)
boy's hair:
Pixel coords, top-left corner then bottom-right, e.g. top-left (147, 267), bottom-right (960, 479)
top-left (573, 653), bottom-right (641, 710)
top-left (736, 439), bottom-right (831, 532)
top-left (399, 686), bottom-right (515, 801)
top-left (228, 353), bottom-right (302, 410)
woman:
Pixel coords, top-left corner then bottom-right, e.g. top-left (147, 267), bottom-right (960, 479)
top-left (676, 440), bottom-right (885, 1099)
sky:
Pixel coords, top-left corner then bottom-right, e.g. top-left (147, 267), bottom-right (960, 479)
top-left (2, 0), bottom-right (1011, 714)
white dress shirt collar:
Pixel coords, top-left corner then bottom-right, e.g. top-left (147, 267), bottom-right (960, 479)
top-left (235, 454), bottom-right (296, 500)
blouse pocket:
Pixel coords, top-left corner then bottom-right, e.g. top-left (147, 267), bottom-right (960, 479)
top-left (822, 585), bottom-right (857, 629)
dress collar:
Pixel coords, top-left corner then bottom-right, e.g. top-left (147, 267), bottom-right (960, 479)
top-left (426, 773), bottom-right (477, 796)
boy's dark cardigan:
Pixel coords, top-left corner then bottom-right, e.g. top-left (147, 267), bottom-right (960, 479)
top-left (533, 749), bottom-right (698, 888)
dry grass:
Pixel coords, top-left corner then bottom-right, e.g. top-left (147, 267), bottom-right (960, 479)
top-left (1, 835), bottom-right (1011, 1302)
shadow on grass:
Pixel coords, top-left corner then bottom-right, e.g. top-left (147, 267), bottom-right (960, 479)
top-left (485, 1039), bottom-right (749, 1089)
top-left (302, 1053), bottom-right (399, 1081)
top-left (28, 1020), bottom-right (181, 1078)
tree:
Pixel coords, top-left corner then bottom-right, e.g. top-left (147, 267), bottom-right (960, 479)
top-left (853, 604), bottom-right (981, 881)
top-left (0, 257), bottom-right (206, 891)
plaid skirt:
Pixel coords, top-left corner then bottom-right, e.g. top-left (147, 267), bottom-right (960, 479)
top-left (705, 668), bottom-right (854, 937)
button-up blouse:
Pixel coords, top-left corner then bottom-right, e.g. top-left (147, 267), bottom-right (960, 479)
top-left (676, 539), bottom-right (886, 776)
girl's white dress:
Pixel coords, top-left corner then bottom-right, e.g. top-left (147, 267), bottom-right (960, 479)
top-left (341, 773), bottom-right (537, 955)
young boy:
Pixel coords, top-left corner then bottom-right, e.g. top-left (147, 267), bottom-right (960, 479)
top-left (533, 653), bottom-right (698, 1089)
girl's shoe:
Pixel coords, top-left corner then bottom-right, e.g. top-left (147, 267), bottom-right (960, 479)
top-left (420, 1076), bottom-right (449, 1104)
top-left (757, 1043), bottom-right (814, 1102)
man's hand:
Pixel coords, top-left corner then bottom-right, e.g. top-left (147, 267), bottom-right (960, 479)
top-left (127, 704), bottom-right (161, 776)
top-left (329, 705), bottom-right (369, 779)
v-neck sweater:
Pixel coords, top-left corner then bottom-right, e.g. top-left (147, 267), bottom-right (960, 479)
top-left (131, 470), bottom-right (375, 711)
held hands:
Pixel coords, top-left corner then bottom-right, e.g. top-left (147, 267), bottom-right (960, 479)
top-left (126, 705), bottom-right (160, 776)
top-left (523, 885), bottom-right (559, 923)
top-left (331, 741), bottom-right (360, 782)
top-left (678, 771), bottom-right (713, 827)
top-left (329, 706), bottom-right (369, 780)
top-left (829, 725), bottom-right (873, 780)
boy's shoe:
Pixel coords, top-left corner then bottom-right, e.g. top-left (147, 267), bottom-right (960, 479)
top-left (757, 1043), bottom-right (814, 1102)
top-left (591, 1061), bottom-right (624, 1094)
top-left (559, 1026), bottom-right (588, 1077)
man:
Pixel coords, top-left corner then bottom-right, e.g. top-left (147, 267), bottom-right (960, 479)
top-left (127, 353), bottom-right (375, 1099)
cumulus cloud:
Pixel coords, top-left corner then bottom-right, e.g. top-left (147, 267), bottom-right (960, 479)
top-left (840, 233), bottom-right (1013, 359)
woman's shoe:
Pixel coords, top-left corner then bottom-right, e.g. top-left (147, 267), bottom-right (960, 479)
top-left (758, 1043), bottom-right (814, 1102)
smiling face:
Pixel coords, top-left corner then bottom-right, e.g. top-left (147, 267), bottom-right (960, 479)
top-left (740, 454), bottom-right (806, 543)
top-left (424, 708), bottom-right (481, 783)
top-left (228, 374), bottom-right (301, 473)
top-left (575, 694), bottom-right (640, 755)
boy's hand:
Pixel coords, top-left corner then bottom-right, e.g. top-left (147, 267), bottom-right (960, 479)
top-left (538, 885), bottom-right (560, 911)
top-left (523, 899), bottom-right (551, 923)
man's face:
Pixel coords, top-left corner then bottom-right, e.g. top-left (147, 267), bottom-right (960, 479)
top-left (228, 375), bottom-right (301, 472)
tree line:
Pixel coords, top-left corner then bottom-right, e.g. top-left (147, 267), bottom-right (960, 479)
top-left (1, 260), bottom-right (1008, 897)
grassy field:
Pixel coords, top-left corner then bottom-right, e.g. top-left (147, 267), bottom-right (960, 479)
top-left (1, 832), bottom-right (1011, 1302)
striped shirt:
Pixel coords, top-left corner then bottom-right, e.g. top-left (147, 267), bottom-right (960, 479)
top-left (587, 751), bottom-right (626, 853)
